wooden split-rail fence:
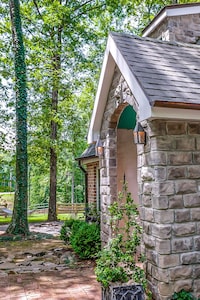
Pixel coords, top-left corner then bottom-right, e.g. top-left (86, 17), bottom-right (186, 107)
top-left (0, 203), bottom-right (85, 217)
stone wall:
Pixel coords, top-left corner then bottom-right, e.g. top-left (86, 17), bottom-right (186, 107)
top-left (148, 14), bottom-right (200, 43)
top-left (100, 67), bottom-right (138, 244)
top-left (138, 120), bottom-right (200, 299)
top-left (99, 65), bottom-right (200, 299)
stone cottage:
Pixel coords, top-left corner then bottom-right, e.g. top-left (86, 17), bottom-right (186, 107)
top-left (78, 3), bottom-right (200, 299)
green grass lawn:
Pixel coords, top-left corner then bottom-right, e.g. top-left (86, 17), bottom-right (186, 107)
top-left (0, 192), bottom-right (14, 205)
top-left (0, 213), bottom-right (84, 225)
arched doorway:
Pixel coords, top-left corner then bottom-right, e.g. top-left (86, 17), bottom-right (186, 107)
top-left (117, 105), bottom-right (138, 203)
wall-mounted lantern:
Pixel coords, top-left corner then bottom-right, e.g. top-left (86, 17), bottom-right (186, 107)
top-left (133, 122), bottom-right (146, 145)
top-left (95, 136), bottom-right (104, 157)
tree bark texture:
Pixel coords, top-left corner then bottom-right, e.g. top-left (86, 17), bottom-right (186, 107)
top-left (7, 0), bottom-right (29, 235)
top-left (48, 28), bottom-right (62, 221)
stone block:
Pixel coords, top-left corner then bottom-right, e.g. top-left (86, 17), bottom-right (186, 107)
top-left (152, 266), bottom-right (169, 283)
top-left (101, 177), bottom-right (109, 186)
top-left (197, 223), bottom-right (200, 234)
top-left (172, 223), bottom-right (196, 237)
top-left (139, 207), bottom-right (145, 220)
top-left (194, 279), bottom-right (200, 294)
top-left (159, 254), bottom-right (180, 268)
top-left (191, 208), bottom-right (200, 221)
top-left (181, 252), bottom-right (200, 264)
top-left (141, 167), bottom-right (154, 181)
top-left (146, 249), bottom-right (158, 266)
top-left (155, 239), bottom-right (171, 254)
top-left (143, 182), bottom-right (152, 195)
top-left (194, 236), bottom-right (200, 251)
top-left (109, 168), bottom-right (117, 177)
top-left (169, 265), bottom-right (193, 280)
top-left (108, 158), bottom-right (116, 167)
top-left (167, 152), bottom-right (192, 165)
top-left (152, 224), bottom-right (172, 239)
top-left (188, 166), bottom-right (200, 179)
top-left (154, 210), bottom-right (174, 224)
top-left (175, 180), bottom-right (197, 194)
top-left (169, 195), bottom-right (183, 209)
top-left (138, 183), bottom-right (143, 195)
top-left (188, 122), bottom-right (200, 134)
top-left (151, 137), bottom-right (176, 151)
top-left (137, 154), bottom-right (143, 168)
top-left (175, 137), bottom-right (195, 150)
top-left (184, 194), bottom-right (200, 207)
top-left (167, 166), bottom-right (186, 179)
top-left (172, 237), bottom-right (193, 253)
top-left (167, 122), bottom-right (186, 135)
top-left (144, 208), bottom-right (154, 222)
top-left (146, 261), bottom-right (152, 276)
top-left (148, 120), bottom-right (167, 137)
top-left (147, 151), bottom-right (167, 166)
top-left (174, 280), bottom-right (193, 293)
top-left (158, 282), bottom-right (174, 297)
top-left (193, 152), bottom-right (200, 164)
top-left (194, 266), bottom-right (200, 279)
top-left (154, 167), bottom-right (167, 181)
top-left (143, 221), bottom-right (152, 234)
top-left (152, 196), bottom-right (169, 210)
top-left (143, 233), bottom-right (156, 249)
top-left (152, 182), bottom-right (174, 196)
top-left (175, 209), bottom-right (190, 223)
top-left (143, 195), bottom-right (152, 207)
top-left (196, 138), bottom-right (200, 151)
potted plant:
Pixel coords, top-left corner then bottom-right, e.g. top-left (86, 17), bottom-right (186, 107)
top-left (95, 183), bottom-right (151, 300)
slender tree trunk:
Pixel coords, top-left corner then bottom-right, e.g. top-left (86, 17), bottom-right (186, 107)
top-left (48, 93), bottom-right (58, 221)
top-left (48, 27), bottom-right (62, 221)
top-left (7, 0), bottom-right (29, 235)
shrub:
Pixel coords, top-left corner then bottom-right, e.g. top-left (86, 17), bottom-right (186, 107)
top-left (95, 182), bottom-right (149, 295)
top-left (60, 219), bottom-right (84, 243)
top-left (70, 221), bottom-right (101, 259)
top-left (172, 290), bottom-right (197, 300)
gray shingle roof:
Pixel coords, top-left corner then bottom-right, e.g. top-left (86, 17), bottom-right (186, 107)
top-left (110, 32), bottom-right (200, 108)
top-left (77, 143), bottom-right (96, 160)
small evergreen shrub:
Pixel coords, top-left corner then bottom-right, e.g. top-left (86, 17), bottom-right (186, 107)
top-left (60, 218), bottom-right (101, 259)
top-left (172, 290), bottom-right (197, 300)
top-left (70, 222), bottom-right (101, 259)
top-left (60, 219), bottom-right (84, 243)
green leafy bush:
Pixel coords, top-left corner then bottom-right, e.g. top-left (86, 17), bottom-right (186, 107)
top-left (60, 219), bottom-right (83, 243)
top-left (95, 183), bottom-right (149, 296)
top-left (172, 290), bottom-right (197, 300)
top-left (60, 218), bottom-right (101, 259)
top-left (70, 221), bottom-right (101, 259)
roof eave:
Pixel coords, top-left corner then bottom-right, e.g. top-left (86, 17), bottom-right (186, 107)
top-left (87, 34), bottom-right (152, 144)
top-left (154, 100), bottom-right (200, 110)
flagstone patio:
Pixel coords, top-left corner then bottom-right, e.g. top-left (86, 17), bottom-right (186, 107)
top-left (0, 222), bottom-right (101, 299)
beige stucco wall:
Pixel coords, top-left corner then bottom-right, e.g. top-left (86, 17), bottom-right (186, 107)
top-left (117, 129), bottom-right (138, 204)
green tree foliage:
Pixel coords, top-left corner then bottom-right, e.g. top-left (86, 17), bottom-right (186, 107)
top-left (6, 0), bottom-right (29, 236)
top-left (1, 0), bottom-right (199, 213)
top-left (18, 0), bottom-right (137, 219)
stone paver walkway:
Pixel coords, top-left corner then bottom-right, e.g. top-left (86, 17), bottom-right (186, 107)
top-left (0, 267), bottom-right (101, 300)
top-left (0, 222), bottom-right (102, 299)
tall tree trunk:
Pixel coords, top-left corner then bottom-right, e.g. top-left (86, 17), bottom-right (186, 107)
top-left (48, 27), bottom-right (62, 221)
top-left (48, 92), bottom-right (58, 221)
top-left (7, 0), bottom-right (29, 235)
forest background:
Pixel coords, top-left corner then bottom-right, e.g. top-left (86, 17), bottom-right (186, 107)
top-left (0, 0), bottom-right (197, 209)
